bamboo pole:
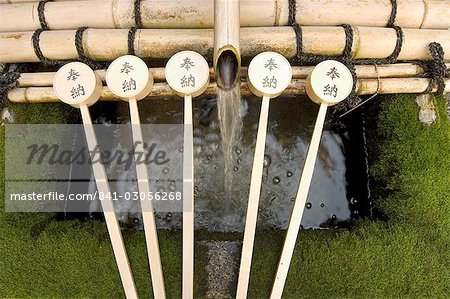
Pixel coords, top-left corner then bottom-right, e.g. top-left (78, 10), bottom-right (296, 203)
top-left (104, 55), bottom-right (167, 299)
top-left (8, 77), bottom-right (450, 103)
top-left (1, 26), bottom-right (449, 64)
top-left (270, 103), bottom-right (328, 299)
top-left (0, 0), bottom-right (449, 31)
top-left (182, 95), bottom-right (194, 299)
top-left (213, 0), bottom-right (241, 89)
top-left (53, 61), bottom-right (138, 298)
top-left (270, 60), bottom-right (354, 299)
top-left (80, 105), bottom-right (139, 299)
top-left (14, 63), bottom-right (450, 87)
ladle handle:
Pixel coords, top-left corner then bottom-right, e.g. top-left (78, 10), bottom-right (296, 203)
top-left (79, 104), bottom-right (138, 299)
top-left (236, 95), bottom-right (271, 299)
top-left (129, 98), bottom-right (167, 299)
top-left (182, 95), bottom-right (195, 299)
top-left (270, 102), bottom-right (328, 299)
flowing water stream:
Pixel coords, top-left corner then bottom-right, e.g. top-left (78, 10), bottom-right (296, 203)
top-left (217, 85), bottom-right (242, 210)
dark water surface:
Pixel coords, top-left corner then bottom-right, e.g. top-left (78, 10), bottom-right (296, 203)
top-left (72, 95), bottom-right (369, 232)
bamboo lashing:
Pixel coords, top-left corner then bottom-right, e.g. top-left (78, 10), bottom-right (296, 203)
top-left (105, 55), bottom-right (166, 299)
top-left (9, 77), bottom-right (450, 103)
top-left (1, 26), bottom-right (449, 64)
top-left (14, 63), bottom-right (450, 87)
top-left (0, 0), bottom-right (449, 31)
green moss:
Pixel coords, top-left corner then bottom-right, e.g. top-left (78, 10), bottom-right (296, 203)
top-left (247, 95), bottom-right (450, 298)
top-left (1, 96), bottom-right (450, 298)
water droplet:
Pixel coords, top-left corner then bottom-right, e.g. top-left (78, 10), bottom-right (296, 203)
top-left (290, 197), bottom-right (295, 202)
top-left (320, 203), bottom-right (325, 208)
top-left (332, 214), bottom-right (337, 220)
top-left (263, 155), bottom-right (271, 167)
top-left (233, 166), bottom-right (239, 172)
top-left (306, 202), bottom-right (312, 209)
top-left (235, 147), bottom-right (242, 155)
top-left (286, 171), bottom-right (293, 177)
top-left (350, 198), bottom-right (358, 205)
top-left (237, 158), bottom-right (241, 164)
top-left (158, 186), bottom-right (166, 193)
top-left (272, 176), bottom-right (280, 184)
top-left (162, 167), bottom-right (169, 174)
top-left (134, 218), bottom-right (139, 224)
top-left (269, 196), bottom-right (276, 205)
top-left (179, 147), bottom-right (184, 153)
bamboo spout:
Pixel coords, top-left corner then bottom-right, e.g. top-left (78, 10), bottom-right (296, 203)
top-left (214, 0), bottom-right (241, 90)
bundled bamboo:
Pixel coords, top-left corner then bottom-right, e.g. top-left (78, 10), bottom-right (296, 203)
top-left (1, 26), bottom-right (449, 64)
top-left (214, 0), bottom-right (240, 89)
top-left (1, 0), bottom-right (449, 32)
top-left (8, 77), bottom-right (450, 103)
top-left (14, 63), bottom-right (450, 87)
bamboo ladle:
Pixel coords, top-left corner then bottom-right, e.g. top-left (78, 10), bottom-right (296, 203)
top-left (270, 60), bottom-right (354, 299)
top-left (236, 52), bottom-right (292, 299)
top-left (53, 62), bottom-right (138, 299)
top-left (105, 55), bottom-right (166, 299)
top-left (165, 50), bottom-right (210, 299)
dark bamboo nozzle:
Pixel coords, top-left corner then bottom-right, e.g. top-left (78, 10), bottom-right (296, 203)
top-left (215, 49), bottom-right (240, 90)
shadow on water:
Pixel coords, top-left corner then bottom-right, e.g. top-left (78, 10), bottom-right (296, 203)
top-left (61, 95), bottom-right (371, 231)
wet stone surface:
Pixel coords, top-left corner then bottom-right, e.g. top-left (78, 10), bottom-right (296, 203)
top-left (200, 240), bottom-right (240, 299)
top-left (415, 94), bottom-right (436, 125)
